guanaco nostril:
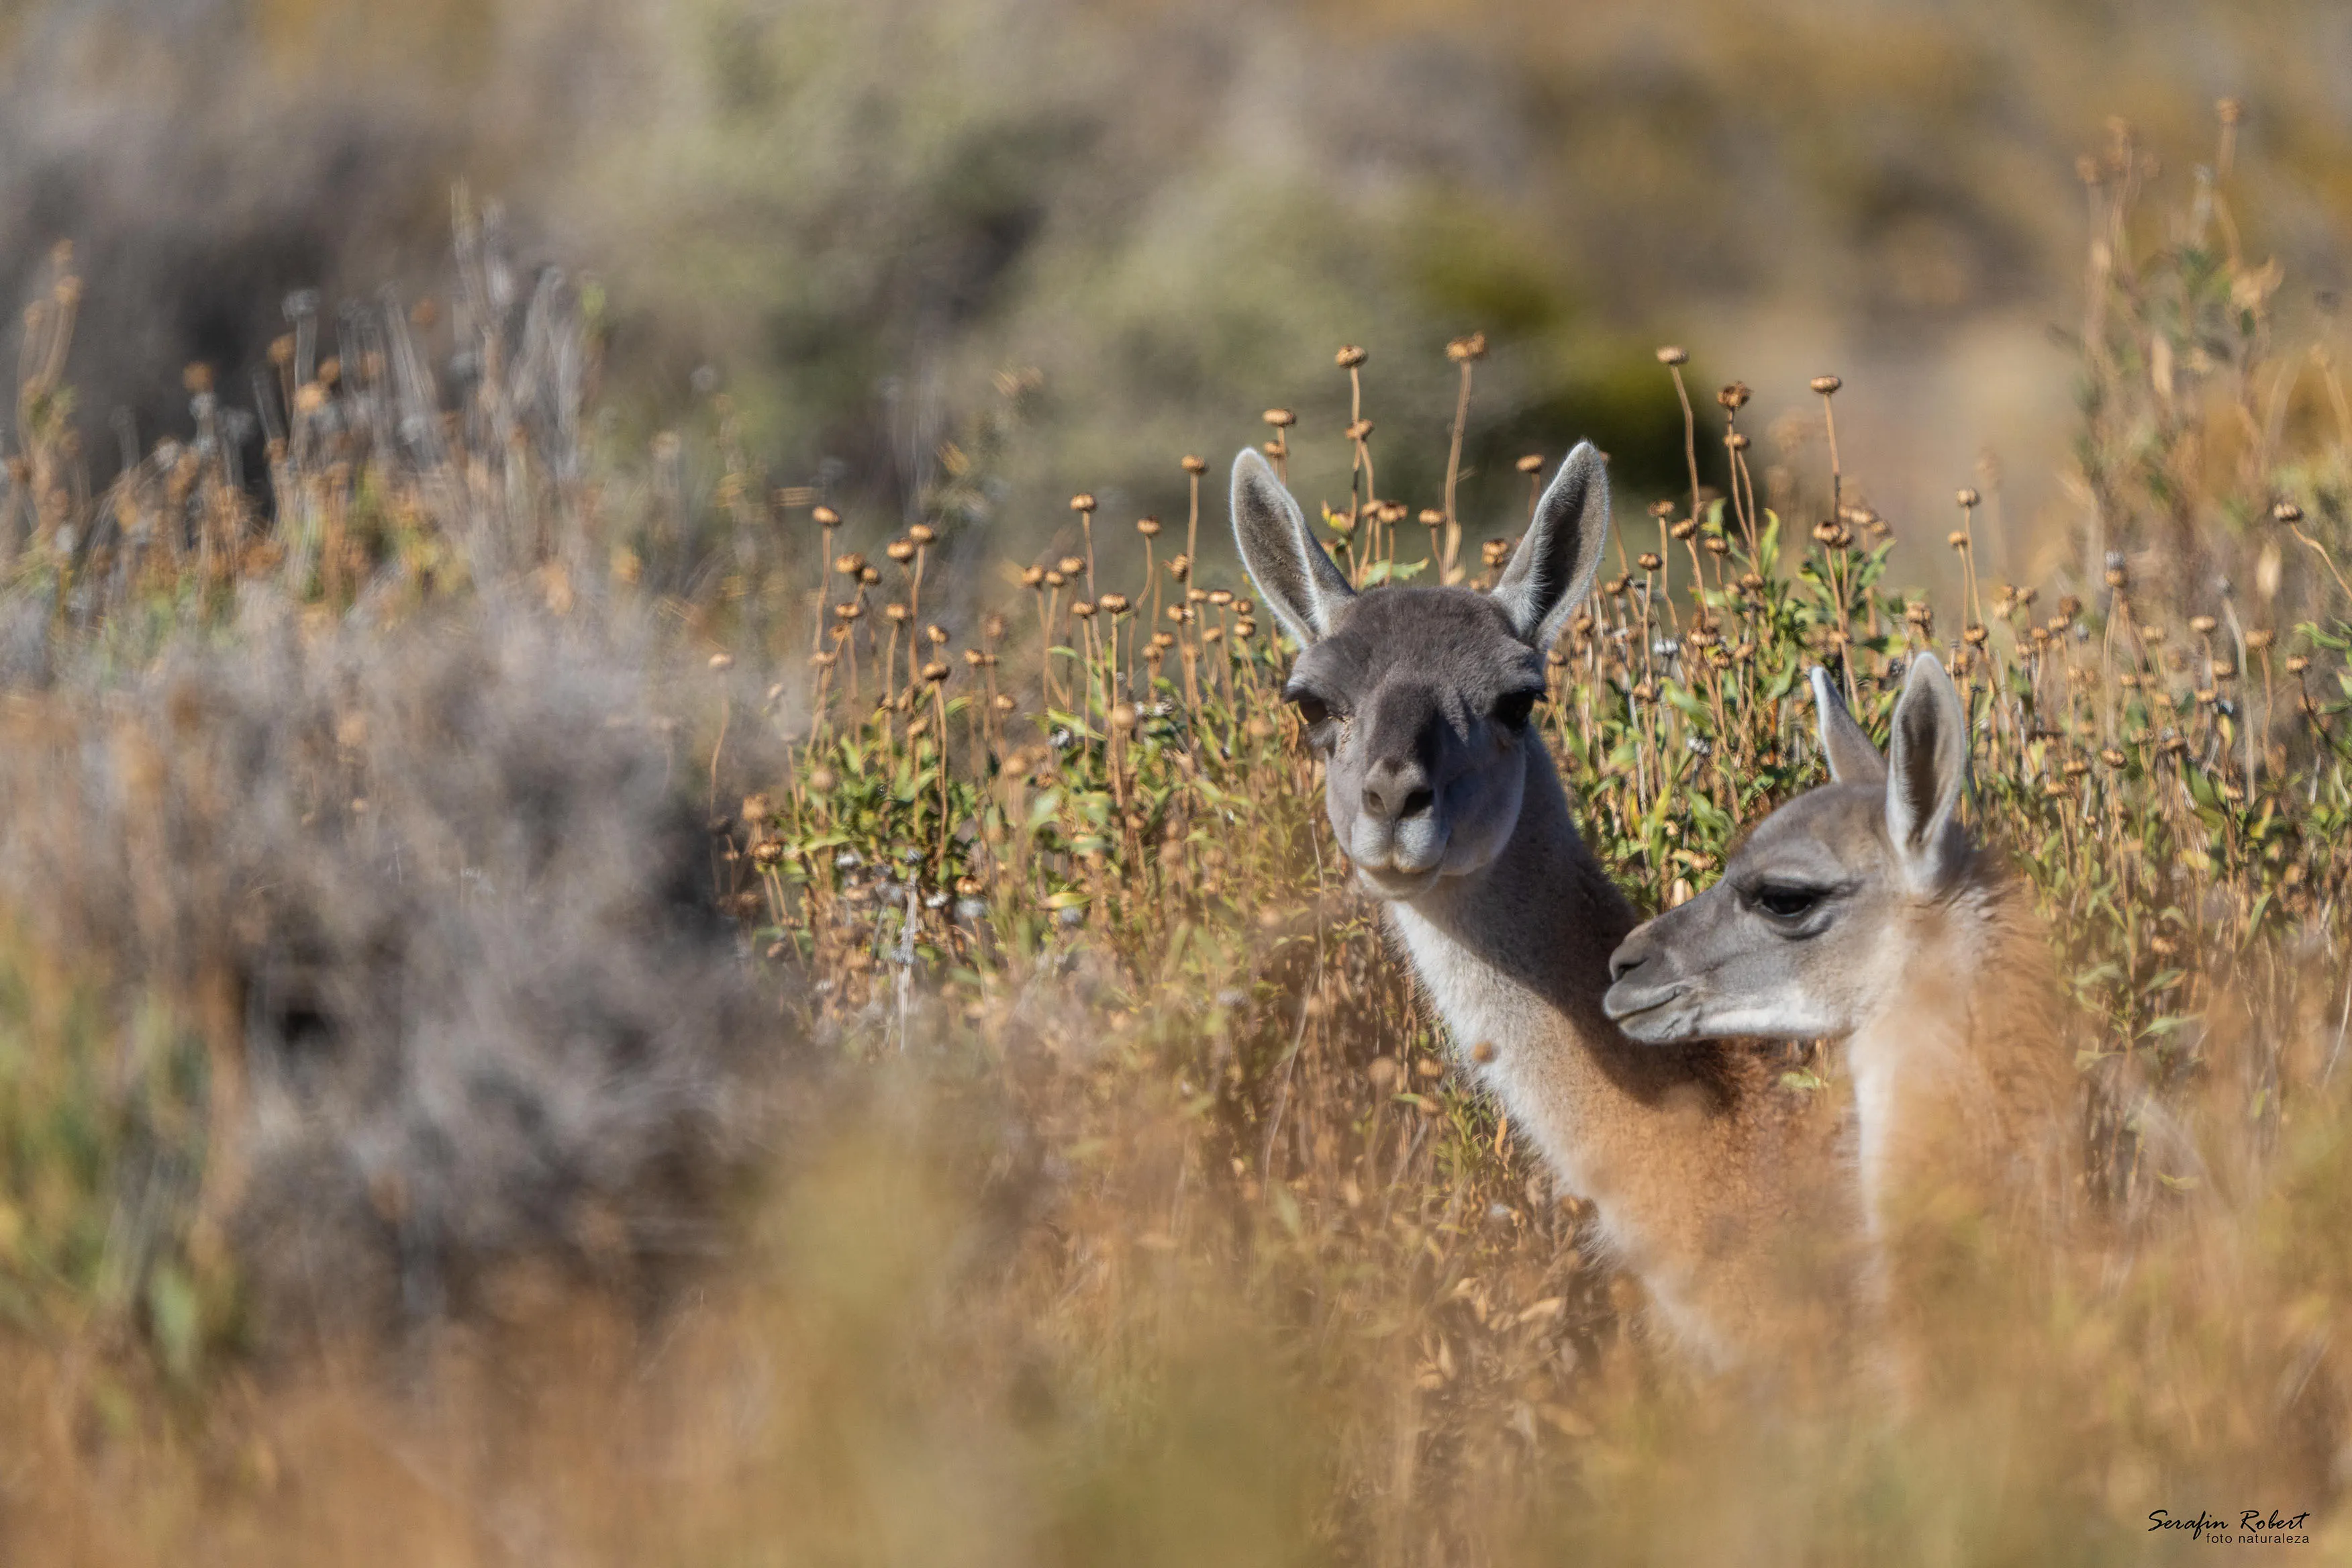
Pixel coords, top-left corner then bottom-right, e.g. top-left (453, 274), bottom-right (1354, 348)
top-left (1608, 949), bottom-right (1644, 984)
top-left (1399, 787), bottom-right (1434, 820)
top-left (1363, 784), bottom-right (1387, 818)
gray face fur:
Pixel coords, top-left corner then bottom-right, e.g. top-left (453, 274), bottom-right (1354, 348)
top-left (1601, 656), bottom-right (1973, 1042)
top-left (1228, 444), bottom-right (1610, 900)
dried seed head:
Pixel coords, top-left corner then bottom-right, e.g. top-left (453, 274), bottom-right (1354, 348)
top-left (834, 552), bottom-right (867, 577)
top-left (1649, 499), bottom-right (1675, 518)
top-left (1515, 453), bottom-right (1545, 474)
top-left (1169, 554), bottom-right (1191, 580)
top-left (993, 693), bottom-right (1016, 712)
top-left (1725, 432), bottom-right (1751, 451)
top-left (2141, 625), bottom-right (2167, 645)
top-left (1447, 333), bottom-right (1488, 362)
top-left (1656, 346), bottom-right (1689, 366)
top-left (1418, 508), bottom-right (1444, 526)
top-left (1810, 374), bottom-right (1842, 395)
top-left (2190, 614), bottom-right (2219, 635)
top-left (2217, 97), bottom-right (2244, 126)
top-left (1071, 493), bottom-right (1097, 516)
top-left (2287, 654), bottom-right (2310, 674)
top-left (1233, 618), bottom-right (1256, 638)
top-left (1071, 601), bottom-right (1097, 619)
top-left (2273, 500), bottom-right (2304, 524)
top-left (909, 523), bottom-right (938, 545)
top-left (1263, 407), bottom-right (1296, 429)
top-left (884, 602), bottom-right (911, 623)
top-left (1181, 454), bottom-right (1208, 474)
top-left (2247, 628), bottom-right (2275, 650)
top-left (1704, 536), bottom-right (1730, 555)
top-left (1334, 344), bottom-right (1367, 368)
top-left (1964, 624), bottom-right (1990, 646)
top-left (1059, 556), bottom-right (1085, 576)
top-left (860, 566), bottom-right (881, 584)
top-left (1346, 419), bottom-right (1374, 441)
top-left (1110, 702), bottom-right (1139, 729)
top-left (812, 504), bottom-right (841, 527)
top-left (1717, 381), bottom-right (1751, 411)
top-left (1135, 516), bottom-right (1162, 537)
top-left (1022, 565), bottom-right (1046, 587)
top-left (1044, 570), bottom-right (1067, 588)
top-left (1904, 601), bottom-right (1934, 626)
top-left (922, 660), bottom-right (950, 683)
top-left (1099, 593), bottom-right (1131, 615)
top-left (886, 539), bottom-right (917, 562)
top-left (926, 623), bottom-right (949, 644)
top-left (1636, 551), bottom-right (1664, 571)
top-left (268, 334), bottom-right (296, 367)
top-left (1955, 487), bottom-right (1981, 509)
top-left (1669, 518), bottom-right (1699, 540)
top-left (1208, 589), bottom-right (1234, 606)
top-left (1949, 530), bottom-right (1970, 550)
top-left (807, 765), bottom-right (839, 794)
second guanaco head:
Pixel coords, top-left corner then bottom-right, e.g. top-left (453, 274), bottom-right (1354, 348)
top-left (1602, 655), bottom-right (1975, 1041)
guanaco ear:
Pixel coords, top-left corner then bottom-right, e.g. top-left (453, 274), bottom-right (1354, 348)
top-left (1883, 654), bottom-right (1970, 894)
top-left (1230, 448), bottom-right (1355, 648)
top-left (1492, 442), bottom-right (1610, 648)
top-left (1810, 667), bottom-right (1886, 785)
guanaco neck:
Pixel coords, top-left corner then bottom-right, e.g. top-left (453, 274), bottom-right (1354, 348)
top-left (1845, 857), bottom-right (2075, 1236)
top-left (1383, 740), bottom-right (1836, 1361)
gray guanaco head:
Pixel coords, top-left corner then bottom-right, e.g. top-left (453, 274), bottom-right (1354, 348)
top-left (1228, 444), bottom-right (1610, 900)
top-left (1602, 654), bottom-right (1974, 1041)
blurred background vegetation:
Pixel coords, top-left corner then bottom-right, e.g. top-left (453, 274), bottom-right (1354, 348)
top-left (6, 0), bottom-right (2352, 581)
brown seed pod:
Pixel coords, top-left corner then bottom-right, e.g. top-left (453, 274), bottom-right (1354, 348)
top-left (1810, 374), bottom-right (1842, 395)
top-left (1070, 493), bottom-right (1097, 513)
top-left (886, 539), bottom-right (916, 562)
top-left (1181, 454), bottom-right (1208, 474)
top-left (1669, 518), bottom-right (1698, 541)
top-left (1447, 333), bottom-right (1488, 362)
top-left (1655, 346), bottom-right (1688, 366)
top-left (1334, 344), bottom-right (1368, 368)
top-left (1637, 552), bottom-right (1664, 571)
top-left (1059, 556), bottom-right (1085, 576)
top-left (1263, 407), bottom-right (1297, 429)
top-left (1022, 565), bottom-right (1046, 587)
top-left (1135, 516), bottom-right (1161, 537)
top-left (1717, 381), bottom-right (1751, 411)
top-left (908, 523), bottom-right (938, 545)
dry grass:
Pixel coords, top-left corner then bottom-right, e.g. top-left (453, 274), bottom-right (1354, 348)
top-left (0, 109), bottom-right (2348, 1565)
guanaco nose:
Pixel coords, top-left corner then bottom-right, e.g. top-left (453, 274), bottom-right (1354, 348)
top-left (1608, 934), bottom-right (1653, 984)
top-left (1361, 758), bottom-right (1435, 824)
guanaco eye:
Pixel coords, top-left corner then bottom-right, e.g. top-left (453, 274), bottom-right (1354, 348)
top-left (1492, 689), bottom-right (1540, 731)
top-left (1286, 689), bottom-right (1332, 728)
top-left (1753, 885), bottom-right (1823, 920)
